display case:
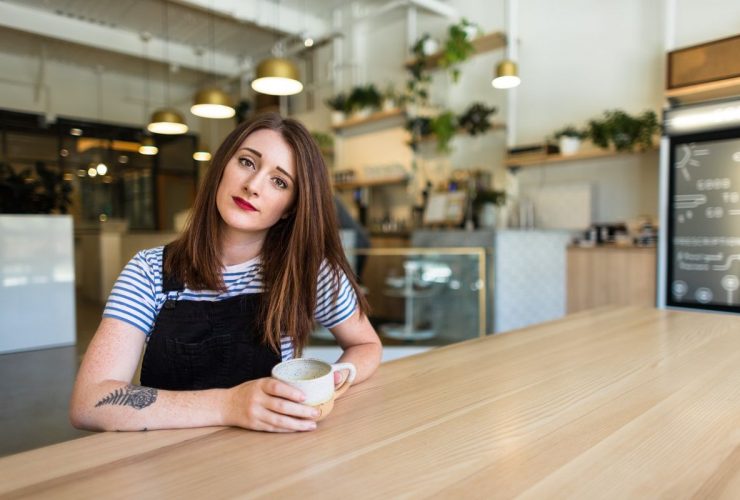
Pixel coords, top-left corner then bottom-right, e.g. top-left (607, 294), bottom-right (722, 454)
top-left (310, 247), bottom-right (486, 352)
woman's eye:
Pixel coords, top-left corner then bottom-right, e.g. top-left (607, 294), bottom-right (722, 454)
top-left (273, 177), bottom-right (288, 189)
top-left (238, 157), bottom-right (255, 169)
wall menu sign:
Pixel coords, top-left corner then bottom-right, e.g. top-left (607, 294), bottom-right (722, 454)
top-left (667, 127), bottom-right (740, 312)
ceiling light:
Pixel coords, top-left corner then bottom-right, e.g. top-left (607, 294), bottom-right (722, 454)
top-left (138, 136), bottom-right (158, 155)
top-left (95, 163), bottom-right (108, 176)
top-left (492, 59), bottom-right (521, 89)
top-left (193, 150), bottom-right (212, 161)
top-left (251, 58), bottom-right (303, 96)
top-left (191, 88), bottom-right (235, 118)
top-left (147, 109), bottom-right (189, 135)
top-left (70, 128), bottom-right (83, 136)
top-left (87, 167), bottom-right (97, 177)
top-left (304, 38), bottom-right (314, 47)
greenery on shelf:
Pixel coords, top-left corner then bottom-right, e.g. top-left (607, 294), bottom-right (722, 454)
top-left (311, 131), bottom-right (334, 152)
top-left (405, 116), bottom-right (432, 151)
top-left (0, 161), bottom-right (72, 214)
top-left (552, 125), bottom-right (587, 140)
top-left (473, 189), bottom-right (507, 208)
top-left (458, 102), bottom-right (498, 136)
top-left (587, 109), bottom-right (660, 152)
top-left (347, 84), bottom-right (383, 113)
top-left (439, 19), bottom-right (479, 82)
top-left (325, 92), bottom-right (350, 113)
top-left (430, 111), bottom-right (458, 153)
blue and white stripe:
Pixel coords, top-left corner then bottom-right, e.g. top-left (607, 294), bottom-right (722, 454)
top-left (103, 246), bottom-right (357, 361)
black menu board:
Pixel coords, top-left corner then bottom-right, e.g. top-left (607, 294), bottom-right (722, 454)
top-left (667, 128), bottom-right (740, 312)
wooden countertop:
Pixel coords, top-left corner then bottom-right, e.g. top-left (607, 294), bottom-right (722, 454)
top-left (3, 306), bottom-right (740, 498)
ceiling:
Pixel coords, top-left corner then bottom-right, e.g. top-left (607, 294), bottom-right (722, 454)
top-left (0, 0), bottom-right (350, 78)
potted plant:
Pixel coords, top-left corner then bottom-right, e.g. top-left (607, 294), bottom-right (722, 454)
top-left (382, 83), bottom-right (400, 112)
top-left (553, 125), bottom-right (586, 156)
top-left (347, 84), bottom-right (382, 119)
top-left (587, 109), bottom-right (660, 152)
top-left (458, 102), bottom-right (497, 136)
top-left (325, 92), bottom-right (349, 125)
top-left (405, 116), bottom-right (432, 151)
top-left (406, 34), bottom-right (433, 116)
top-left (440, 19), bottom-right (479, 83)
top-left (473, 189), bottom-right (506, 228)
top-left (430, 111), bottom-right (458, 153)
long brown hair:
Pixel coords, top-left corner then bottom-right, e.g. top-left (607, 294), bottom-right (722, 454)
top-left (165, 112), bottom-right (368, 354)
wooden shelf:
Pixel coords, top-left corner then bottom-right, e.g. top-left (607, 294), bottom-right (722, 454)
top-left (665, 76), bottom-right (740, 104)
top-left (404, 32), bottom-right (507, 70)
top-left (333, 175), bottom-right (409, 190)
top-left (505, 148), bottom-right (657, 169)
top-left (332, 109), bottom-right (405, 132)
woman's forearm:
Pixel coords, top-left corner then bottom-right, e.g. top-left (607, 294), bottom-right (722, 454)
top-left (70, 380), bottom-right (230, 431)
top-left (336, 341), bottom-right (382, 384)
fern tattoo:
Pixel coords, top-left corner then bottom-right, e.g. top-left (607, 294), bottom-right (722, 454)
top-left (95, 384), bottom-right (157, 410)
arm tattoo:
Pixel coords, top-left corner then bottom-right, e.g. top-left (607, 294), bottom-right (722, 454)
top-left (95, 384), bottom-right (158, 410)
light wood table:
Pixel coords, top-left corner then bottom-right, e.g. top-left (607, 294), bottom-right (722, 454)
top-left (3, 306), bottom-right (740, 498)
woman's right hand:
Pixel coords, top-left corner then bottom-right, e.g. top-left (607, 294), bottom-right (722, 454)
top-left (223, 377), bottom-right (321, 432)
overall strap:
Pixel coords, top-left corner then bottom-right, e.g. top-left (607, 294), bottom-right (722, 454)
top-left (161, 244), bottom-right (185, 293)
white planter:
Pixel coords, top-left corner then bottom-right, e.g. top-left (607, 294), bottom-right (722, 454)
top-left (559, 136), bottom-right (582, 156)
top-left (422, 38), bottom-right (439, 55)
top-left (382, 98), bottom-right (397, 112)
top-left (331, 111), bottom-right (346, 125)
top-left (352, 107), bottom-right (372, 120)
top-left (478, 203), bottom-right (497, 228)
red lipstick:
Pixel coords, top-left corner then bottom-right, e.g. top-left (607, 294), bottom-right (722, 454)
top-left (232, 197), bottom-right (257, 211)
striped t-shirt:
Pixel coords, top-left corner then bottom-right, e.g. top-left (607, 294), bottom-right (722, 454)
top-left (102, 246), bottom-right (358, 361)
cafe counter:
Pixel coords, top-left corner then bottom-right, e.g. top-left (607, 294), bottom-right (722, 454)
top-left (2, 306), bottom-right (740, 498)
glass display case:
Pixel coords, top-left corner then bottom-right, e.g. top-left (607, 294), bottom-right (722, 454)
top-left (310, 247), bottom-right (486, 352)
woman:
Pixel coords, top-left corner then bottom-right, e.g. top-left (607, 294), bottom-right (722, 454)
top-left (70, 113), bottom-right (382, 433)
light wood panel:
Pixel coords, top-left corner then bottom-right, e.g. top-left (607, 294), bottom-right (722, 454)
top-left (3, 307), bottom-right (740, 498)
top-left (567, 245), bottom-right (656, 313)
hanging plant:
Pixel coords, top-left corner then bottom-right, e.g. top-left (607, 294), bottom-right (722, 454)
top-left (430, 111), bottom-right (458, 154)
top-left (405, 116), bottom-right (432, 151)
top-left (458, 102), bottom-right (497, 136)
top-left (439, 19), bottom-right (479, 83)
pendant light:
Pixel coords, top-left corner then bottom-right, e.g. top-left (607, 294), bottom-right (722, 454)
top-left (139, 136), bottom-right (158, 155)
top-left (492, 0), bottom-right (521, 90)
top-left (251, 57), bottom-right (303, 95)
top-left (148, 1), bottom-right (188, 134)
top-left (193, 148), bottom-right (212, 162)
top-left (251, 0), bottom-right (303, 96)
top-left (492, 59), bottom-right (520, 89)
top-left (191, 5), bottom-right (235, 118)
top-left (138, 33), bottom-right (159, 155)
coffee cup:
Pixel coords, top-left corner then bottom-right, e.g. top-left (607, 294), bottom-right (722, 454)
top-left (271, 358), bottom-right (357, 421)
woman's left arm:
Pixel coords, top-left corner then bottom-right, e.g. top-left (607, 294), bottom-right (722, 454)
top-left (330, 309), bottom-right (382, 385)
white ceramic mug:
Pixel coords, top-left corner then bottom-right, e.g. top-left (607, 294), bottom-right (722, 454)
top-left (271, 358), bottom-right (357, 420)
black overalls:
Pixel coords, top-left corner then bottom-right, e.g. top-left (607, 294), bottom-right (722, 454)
top-left (140, 246), bottom-right (281, 391)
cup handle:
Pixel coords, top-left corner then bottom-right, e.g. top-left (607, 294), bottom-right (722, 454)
top-left (331, 362), bottom-right (357, 398)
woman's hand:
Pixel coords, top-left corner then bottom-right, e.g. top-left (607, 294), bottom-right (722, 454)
top-left (223, 377), bottom-right (321, 432)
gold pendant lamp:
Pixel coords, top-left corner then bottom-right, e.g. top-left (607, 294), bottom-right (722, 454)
top-left (139, 135), bottom-right (159, 155)
top-left (147, 1), bottom-right (188, 134)
top-left (251, 57), bottom-right (303, 96)
top-left (492, 59), bottom-right (520, 89)
top-left (492, 0), bottom-right (521, 90)
top-left (191, 6), bottom-right (235, 119)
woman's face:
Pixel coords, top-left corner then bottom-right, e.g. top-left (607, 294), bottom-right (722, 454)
top-left (216, 128), bottom-right (297, 239)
